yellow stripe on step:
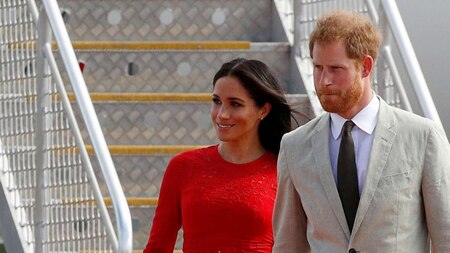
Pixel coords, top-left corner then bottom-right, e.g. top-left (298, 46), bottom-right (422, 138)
top-left (67, 92), bottom-right (212, 102)
top-left (104, 197), bottom-right (158, 207)
top-left (70, 41), bottom-right (251, 50)
top-left (61, 197), bottom-right (158, 206)
top-left (132, 251), bottom-right (182, 253)
top-left (83, 250), bottom-right (182, 253)
top-left (134, 251), bottom-right (182, 253)
top-left (86, 145), bottom-right (206, 155)
top-left (9, 41), bottom-right (250, 50)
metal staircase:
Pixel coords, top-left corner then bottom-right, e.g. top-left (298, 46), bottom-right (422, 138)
top-left (55, 0), bottom-right (313, 250)
top-left (0, 0), bottom-right (441, 252)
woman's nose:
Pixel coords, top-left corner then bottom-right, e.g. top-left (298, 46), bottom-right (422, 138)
top-left (217, 106), bottom-right (230, 119)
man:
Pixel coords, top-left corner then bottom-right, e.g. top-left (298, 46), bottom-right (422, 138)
top-left (272, 10), bottom-right (450, 253)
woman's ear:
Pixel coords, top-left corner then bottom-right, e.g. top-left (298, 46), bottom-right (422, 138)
top-left (260, 103), bottom-right (272, 120)
top-left (361, 55), bottom-right (374, 78)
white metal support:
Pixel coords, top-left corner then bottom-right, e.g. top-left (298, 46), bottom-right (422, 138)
top-left (34, 6), bottom-right (52, 253)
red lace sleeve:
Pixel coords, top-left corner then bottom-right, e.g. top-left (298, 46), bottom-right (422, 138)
top-left (143, 155), bottom-right (185, 253)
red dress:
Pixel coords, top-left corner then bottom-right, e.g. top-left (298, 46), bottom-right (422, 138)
top-left (144, 145), bottom-right (277, 253)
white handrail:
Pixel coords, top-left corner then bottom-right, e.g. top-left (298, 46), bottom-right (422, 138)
top-left (381, 46), bottom-right (413, 111)
top-left (35, 0), bottom-right (133, 252)
top-left (380, 0), bottom-right (443, 127)
top-left (43, 41), bottom-right (119, 253)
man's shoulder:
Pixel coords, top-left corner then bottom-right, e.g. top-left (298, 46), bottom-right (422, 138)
top-left (380, 103), bottom-right (448, 142)
top-left (385, 104), bottom-right (437, 130)
top-left (284, 113), bottom-right (327, 141)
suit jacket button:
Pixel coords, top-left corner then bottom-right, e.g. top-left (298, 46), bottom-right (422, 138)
top-left (349, 249), bottom-right (357, 253)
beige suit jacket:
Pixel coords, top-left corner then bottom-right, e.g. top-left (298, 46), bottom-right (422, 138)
top-left (273, 99), bottom-right (450, 253)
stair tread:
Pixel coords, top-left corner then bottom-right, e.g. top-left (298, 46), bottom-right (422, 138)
top-left (105, 197), bottom-right (158, 207)
top-left (69, 40), bottom-right (251, 50)
top-left (68, 92), bottom-right (308, 102)
top-left (86, 144), bottom-right (207, 155)
top-left (69, 92), bottom-right (212, 102)
top-left (67, 41), bottom-right (288, 51)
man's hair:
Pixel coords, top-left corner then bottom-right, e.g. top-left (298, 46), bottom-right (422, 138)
top-left (309, 10), bottom-right (382, 61)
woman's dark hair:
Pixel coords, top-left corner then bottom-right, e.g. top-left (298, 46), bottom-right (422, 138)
top-left (213, 58), bottom-right (295, 155)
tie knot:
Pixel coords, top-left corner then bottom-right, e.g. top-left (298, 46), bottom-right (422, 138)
top-left (343, 120), bottom-right (355, 133)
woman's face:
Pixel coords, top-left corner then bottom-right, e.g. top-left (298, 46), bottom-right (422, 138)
top-left (211, 76), bottom-right (268, 145)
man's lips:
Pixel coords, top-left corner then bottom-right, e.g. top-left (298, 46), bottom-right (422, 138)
top-left (318, 88), bottom-right (340, 96)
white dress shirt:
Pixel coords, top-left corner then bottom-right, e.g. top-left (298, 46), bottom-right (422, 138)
top-left (329, 93), bottom-right (380, 195)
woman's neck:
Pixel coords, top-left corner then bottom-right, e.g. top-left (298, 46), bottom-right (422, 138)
top-left (218, 142), bottom-right (266, 164)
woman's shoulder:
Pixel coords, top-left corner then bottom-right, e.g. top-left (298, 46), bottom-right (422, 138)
top-left (164, 145), bottom-right (217, 181)
top-left (170, 145), bottom-right (217, 165)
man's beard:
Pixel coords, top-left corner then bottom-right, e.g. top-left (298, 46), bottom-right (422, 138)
top-left (316, 76), bottom-right (363, 114)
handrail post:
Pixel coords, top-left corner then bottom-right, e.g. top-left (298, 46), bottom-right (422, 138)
top-left (34, 6), bottom-right (52, 253)
top-left (380, 0), bottom-right (442, 127)
top-left (40, 0), bottom-right (133, 251)
top-left (292, 0), bottom-right (323, 116)
top-left (376, 6), bottom-right (391, 100)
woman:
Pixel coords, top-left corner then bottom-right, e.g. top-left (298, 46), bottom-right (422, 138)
top-left (144, 58), bottom-right (295, 253)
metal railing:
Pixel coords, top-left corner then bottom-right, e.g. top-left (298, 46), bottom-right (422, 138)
top-left (276, 0), bottom-right (442, 128)
top-left (0, 0), bottom-right (132, 252)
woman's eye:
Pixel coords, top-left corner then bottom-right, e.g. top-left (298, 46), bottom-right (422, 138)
top-left (212, 98), bottom-right (221, 104)
top-left (231, 102), bottom-right (242, 107)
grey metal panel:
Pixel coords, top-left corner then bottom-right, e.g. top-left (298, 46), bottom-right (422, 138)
top-left (74, 101), bottom-right (218, 146)
top-left (95, 155), bottom-right (171, 197)
top-left (86, 95), bottom-right (313, 197)
top-left (72, 94), bottom-right (312, 146)
top-left (107, 205), bottom-right (183, 250)
top-left (56, 43), bottom-right (292, 93)
top-left (59, 0), bottom-right (273, 41)
top-left (0, 184), bottom-right (27, 253)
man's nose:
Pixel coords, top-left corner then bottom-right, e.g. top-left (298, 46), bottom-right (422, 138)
top-left (319, 69), bottom-right (332, 86)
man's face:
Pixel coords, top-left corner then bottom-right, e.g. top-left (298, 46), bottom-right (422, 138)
top-left (312, 40), bottom-right (366, 118)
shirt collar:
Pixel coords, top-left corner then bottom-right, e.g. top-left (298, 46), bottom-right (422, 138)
top-left (330, 92), bottom-right (380, 140)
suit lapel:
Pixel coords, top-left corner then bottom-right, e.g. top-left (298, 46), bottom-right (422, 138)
top-left (312, 114), bottom-right (352, 239)
top-left (351, 99), bottom-right (397, 239)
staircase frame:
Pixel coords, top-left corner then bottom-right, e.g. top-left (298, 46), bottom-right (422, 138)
top-left (0, 0), bottom-right (442, 252)
top-left (276, 0), bottom-right (442, 127)
top-left (0, 0), bottom-right (132, 252)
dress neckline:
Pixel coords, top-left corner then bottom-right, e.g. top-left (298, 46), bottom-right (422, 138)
top-left (211, 144), bottom-right (273, 167)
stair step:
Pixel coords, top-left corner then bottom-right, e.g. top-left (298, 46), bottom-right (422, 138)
top-left (91, 153), bottom-right (177, 198)
top-left (132, 251), bottom-right (182, 253)
top-left (71, 93), bottom-right (311, 146)
top-left (58, 0), bottom-right (273, 41)
top-left (69, 41), bottom-right (250, 50)
top-left (69, 92), bottom-right (212, 102)
top-left (13, 40), bottom-right (250, 50)
top-left (105, 198), bottom-right (184, 250)
top-left (57, 42), bottom-right (291, 93)
top-left (105, 197), bottom-right (158, 207)
top-left (86, 145), bottom-right (206, 155)
top-left (75, 101), bottom-right (216, 146)
top-left (103, 197), bottom-right (183, 251)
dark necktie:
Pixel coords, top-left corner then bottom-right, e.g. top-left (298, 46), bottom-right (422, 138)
top-left (337, 120), bottom-right (359, 232)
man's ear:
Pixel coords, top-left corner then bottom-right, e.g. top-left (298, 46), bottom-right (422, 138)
top-left (361, 55), bottom-right (374, 78)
